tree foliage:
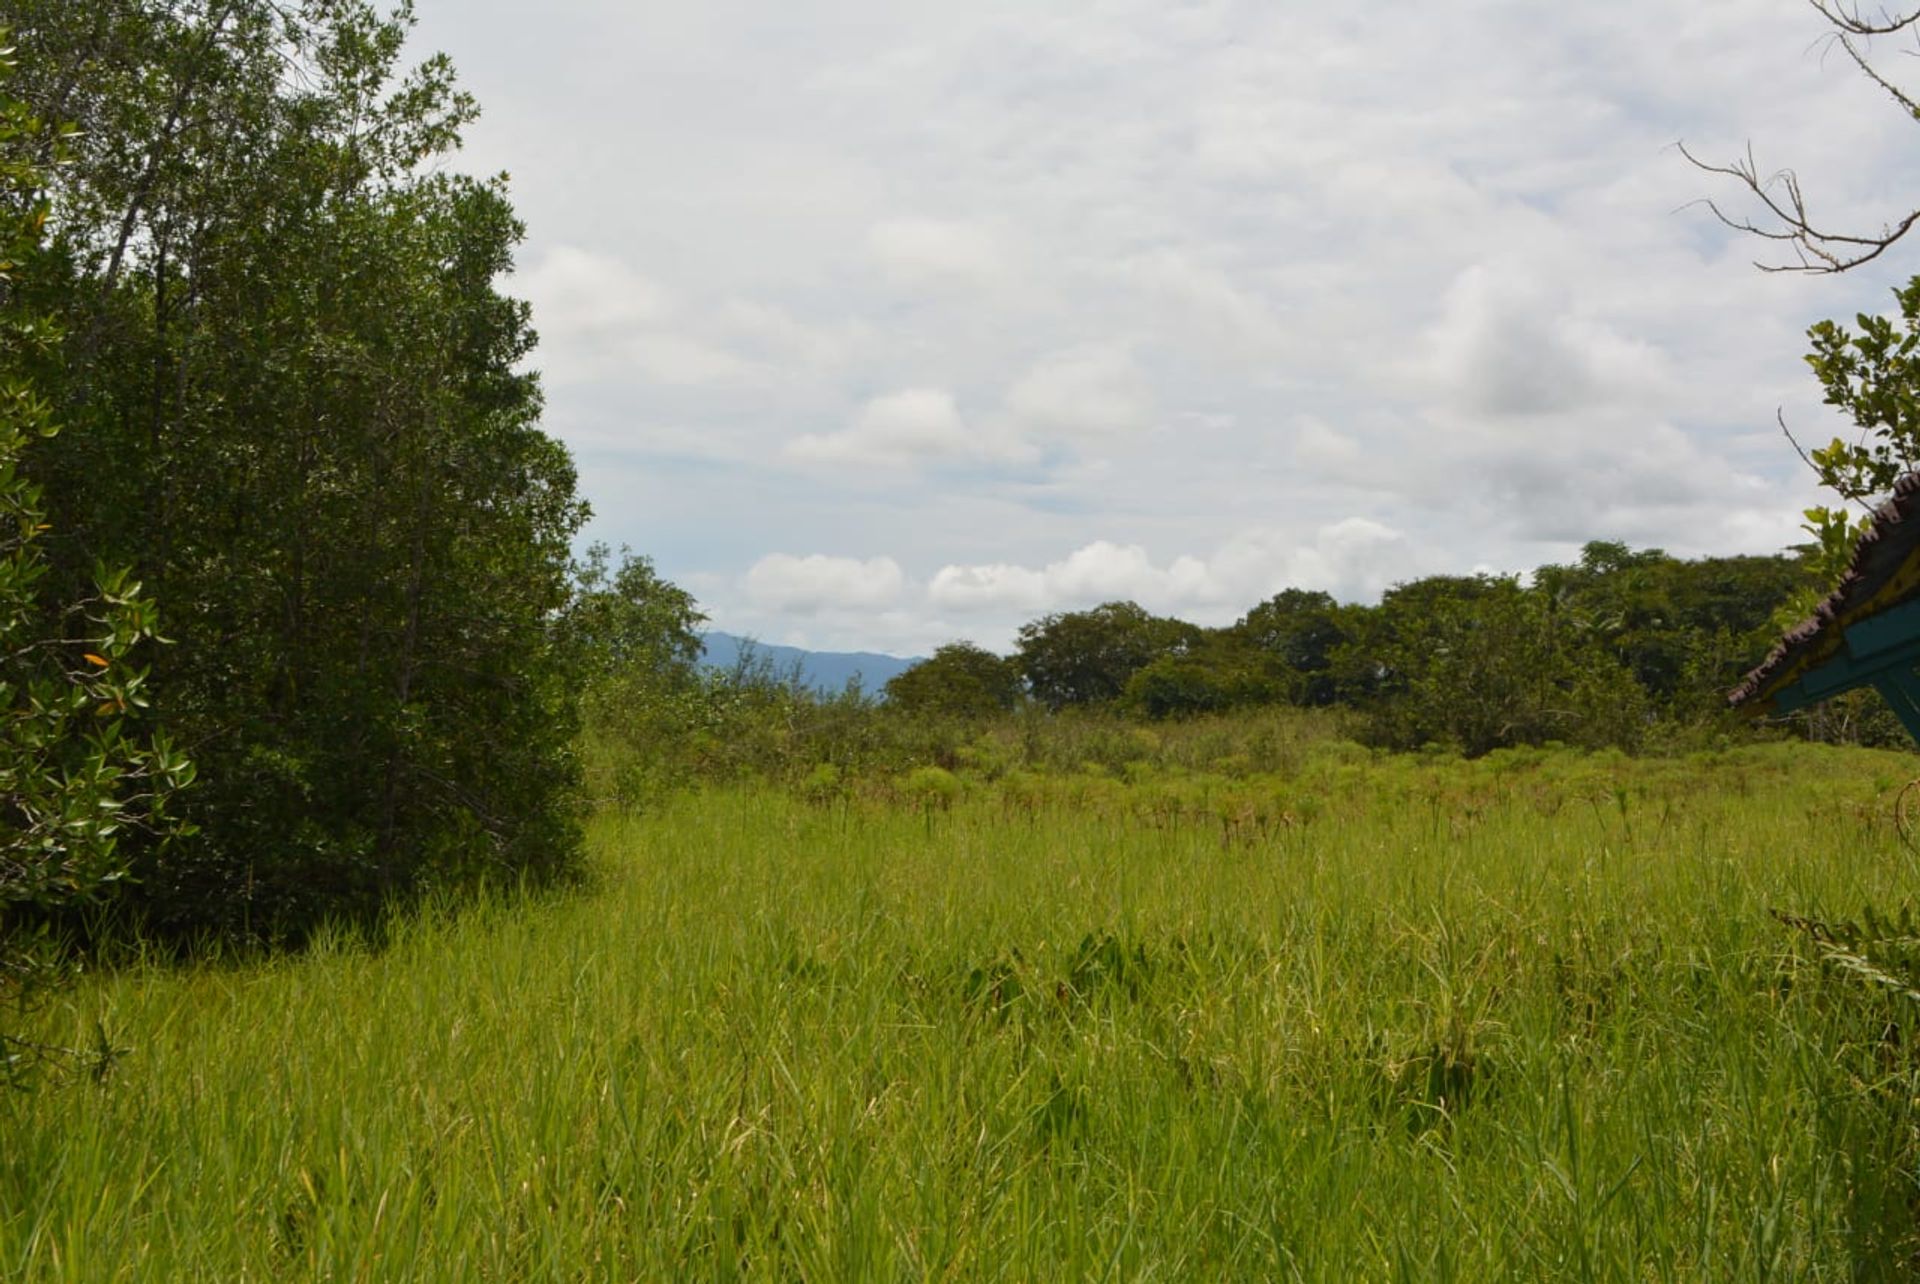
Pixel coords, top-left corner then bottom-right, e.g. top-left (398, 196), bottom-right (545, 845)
top-left (1120, 634), bottom-right (1289, 720)
top-left (2, 0), bottom-right (585, 937)
top-left (1016, 602), bottom-right (1202, 711)
top-left (0, 41), bottom-right (191, 1028)
top-left (918, 543), bottom-right (1818, 751)
top-left (1780, 280), bottom-right (1920, 617)
top-left (561, 544), bottom-right (704, 693)
top-left (1535, 541), bottom-right (1817, 716)
top-left (1230, 589), bottom-right (1349, 706)
top-left (1335, 575), bottom-right (1649, 756)
top-left (884, 642), bottom-right (1022, 720)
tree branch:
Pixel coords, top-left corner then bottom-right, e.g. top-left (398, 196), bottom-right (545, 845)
top-left (1778, 408), bottom-right (1881, 513)
top-left (1808, 0), bottom-right (1920, 36)
top-left (1680, 2), bottom-right (1920, 273)
top-left (1678, 140), bottom-right (1920, 273)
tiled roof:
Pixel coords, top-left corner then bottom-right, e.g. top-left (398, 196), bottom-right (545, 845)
top-left (1730, 473), bottom-right (1920, 712)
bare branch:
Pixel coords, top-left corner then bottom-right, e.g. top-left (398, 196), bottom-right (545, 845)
top-left (1681, 3), bottom-right (1920, 272)
top-left (1828, 27), bottom-right (1920, 117)
top-left (1808, 0), bottom-right (1920, 36)
top-left (1678, 140), bottom-right (1920, 273)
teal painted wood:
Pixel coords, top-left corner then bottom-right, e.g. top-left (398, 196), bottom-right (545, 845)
top-left (1873, 667), bottom-right (1920, 743)
top-left (1766, 613), bottom-right (1920, 719)
top-left (1769, 677), bottom-right (1828, 715)
top-left (1770, 641), bottom-right (1920, 710)
top-left (1839, 595), bottom-right (1920, 660)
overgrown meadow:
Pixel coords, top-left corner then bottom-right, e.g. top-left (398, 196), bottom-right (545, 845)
top-left (8, 739), bottom-right (1920, 1280)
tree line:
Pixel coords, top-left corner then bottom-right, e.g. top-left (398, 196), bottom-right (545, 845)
top-left (558, 536), bottom-right (1844, 796)
top-left (884, 542), bottom-right (1833, 755)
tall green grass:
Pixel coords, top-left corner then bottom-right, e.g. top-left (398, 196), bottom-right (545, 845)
top-left (6, 742), bottom-right (1920, 1279)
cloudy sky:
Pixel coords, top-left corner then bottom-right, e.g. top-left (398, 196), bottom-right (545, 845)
top-left (409, 0), bottom-right (1920, 656)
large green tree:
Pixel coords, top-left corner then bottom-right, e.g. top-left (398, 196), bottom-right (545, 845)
top-left (1231, 588), bottom-right (1349, 706)
top-left (1119, 643), bottom-right (1253, 719)
top-left (885, 642), bottom-right (1022, 720)
top-left (561, 545), bottom-right (704, 682)
top-left (1532, 541), bottom-right (1816, 719)
top-left (1015, 601), bottom-right (1202, 711)
top-left (3, 0), bottom-right (586, 936)
top-left (560, 543), bottom-right (705, 736)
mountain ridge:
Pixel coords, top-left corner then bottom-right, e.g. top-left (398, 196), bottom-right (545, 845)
top-left (698, 630), bottom-right (924, 695)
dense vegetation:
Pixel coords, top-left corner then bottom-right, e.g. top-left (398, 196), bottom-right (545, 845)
top-left (559, 537), bottom-right (1837, 817)
top-left (0, 0), bottom-right (585, 962)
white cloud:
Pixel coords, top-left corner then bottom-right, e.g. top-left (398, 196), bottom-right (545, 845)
top-left (1053, 541), bottom-right (1211, 603)
top-left (1005, 344), bottom-right (1154, 438)
top-left (1417, 262), bottom-right (1674, 418)
top-left (516, 245), bottom-right (674, 340)
top-left (788, 388), bottom-right (1038, 469)
top-left (745, 554), bottom-right (906, 614)
top-left (560, 421), bottom-right (752, 463)
top-left (627, 333), bottom-right (759, 387)
top-left (1293, 417), bottom-right (1363, 471)
top-left (714, 299), bottom-right (869, 370)
top-left (1112, 249), bottom-right (1290, 359)
top-left (411, 0), bottom-right (1901, 652)
top-left (925, 562), bottom-right (1049, 613)
top-left (1209, 519), bottom-right (1413, 604)
top-left (512, 245), bottom-right (772, 390)
top-left (869, 217), bottom-right (1008, 288)
top-left (928, 520), bottom-right (1418, 621)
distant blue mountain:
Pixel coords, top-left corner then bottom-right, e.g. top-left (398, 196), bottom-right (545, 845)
top-left (699, 631), bottom-right (923, 696)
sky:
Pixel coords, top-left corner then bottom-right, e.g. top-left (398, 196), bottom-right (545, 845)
top-left (407, 0), bottom-right (1920, 657)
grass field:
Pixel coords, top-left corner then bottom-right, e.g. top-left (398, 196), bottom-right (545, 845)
top-left (7, 741), bottom-right (1920, 1280)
